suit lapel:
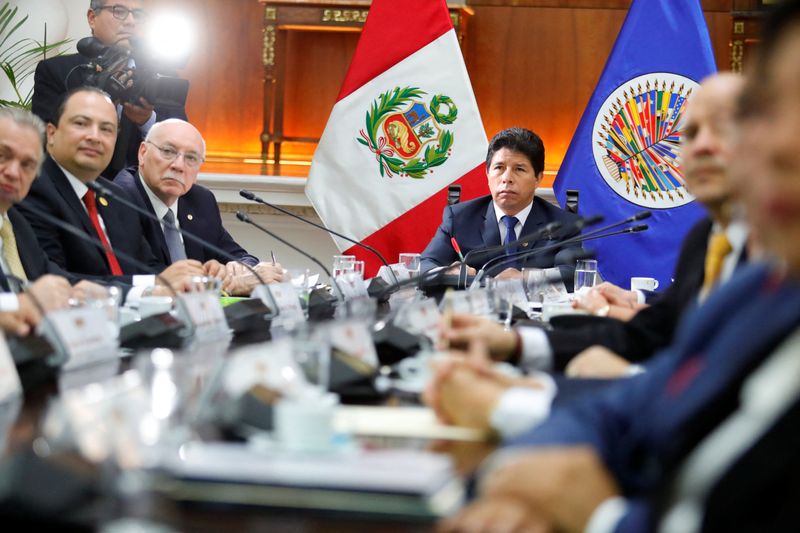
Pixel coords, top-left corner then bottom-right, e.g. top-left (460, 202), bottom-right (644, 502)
top-left (134, 177), bottom-right (171, 263)
top-left (177, 198), bottom-right (202, 261)
top-left (46, 158), bottom-right (95, 236)
top-left (8, 208), bottom-right (38, 280)
top-left (481, 200), bottom-right (501, 247)
top-left (520, 197), bottom-right (548, 250)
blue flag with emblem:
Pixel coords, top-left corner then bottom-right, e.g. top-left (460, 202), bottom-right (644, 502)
top-left (554, 0), bottom-right (716, 290)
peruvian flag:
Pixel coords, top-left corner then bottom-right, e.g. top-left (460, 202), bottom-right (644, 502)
top-left (305, 0), bottom-right (488, 276)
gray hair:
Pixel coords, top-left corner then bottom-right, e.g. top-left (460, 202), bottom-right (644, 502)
top-left (145, 119), bottom-right (207, 159)
top-left (90, 0), bottom-right (105, 10)
top-left (0, 108), bottom-right (46, 172)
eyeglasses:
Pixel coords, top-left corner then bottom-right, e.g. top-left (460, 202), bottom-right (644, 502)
top-left (145, 141), bottom-right (204, 168)
top-left (94, 5), bottom-right (148, 22)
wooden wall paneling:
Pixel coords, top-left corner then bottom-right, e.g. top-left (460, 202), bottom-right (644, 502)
top-left (160, 0), bottom-right (266, 159)
top-left (468, 0), bottom-right (733, 10)
top-left (164, 0), bottom-right (739, 176)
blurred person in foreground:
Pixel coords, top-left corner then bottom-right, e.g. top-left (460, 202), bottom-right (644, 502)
top-left (439, 2), bottom-right (800, 531)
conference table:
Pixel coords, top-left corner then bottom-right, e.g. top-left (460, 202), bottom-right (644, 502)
top-left (1, 324), bottom-right (496, 531)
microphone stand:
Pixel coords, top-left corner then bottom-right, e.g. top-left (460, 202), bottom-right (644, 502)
top-left (240, 189), bottom-right (399, 285)
top-left (87, 181), bottom-right (267, 287)
top-left (235, 211), bottom-right (345, 302)
top-left (21, 206), bottom-right (196, 342)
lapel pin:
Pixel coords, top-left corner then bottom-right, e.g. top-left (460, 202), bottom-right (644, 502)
top-left (522, 242), bottom-right (529, 247)
top-left (187, 214), bottom-right (193, 221)
top-left (99, 197), bottom-right (109, 207)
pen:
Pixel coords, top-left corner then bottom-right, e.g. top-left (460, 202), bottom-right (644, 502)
top-left (270, 251), bottom-right (277, 265)
top-left (450, 237), bottom-right (465, 262)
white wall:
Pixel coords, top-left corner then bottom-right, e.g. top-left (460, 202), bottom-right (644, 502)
top-left (0, 0), bottom-right (84, 103)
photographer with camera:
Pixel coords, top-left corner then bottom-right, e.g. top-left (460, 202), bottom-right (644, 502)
top-left (32, 0), bottom-right (188, 179)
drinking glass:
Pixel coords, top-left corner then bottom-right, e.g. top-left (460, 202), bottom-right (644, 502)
top-left (332, 255), bottom-right (356, 278)
top-left (522, 267), bottom-right (547, 306)
top-left (398, 253), bottom-right (421, 276)
top-left (573, 259), bottom-right (599, 294)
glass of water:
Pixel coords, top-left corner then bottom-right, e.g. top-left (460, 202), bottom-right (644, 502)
top-left (574, 259), bottom-right (598, 294)
top-left (398, 253), bottom-right (421, 276)
top-left (332, 255), bottom-right (356, 278)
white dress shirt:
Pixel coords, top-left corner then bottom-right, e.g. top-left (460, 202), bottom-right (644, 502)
top-left (138, 173), bottom-right (182, 244)
top-left (493, 200), bottom-right (533, 244)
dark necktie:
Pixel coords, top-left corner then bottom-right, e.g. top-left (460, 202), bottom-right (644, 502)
top-left (82, 190), bottom-right (123, 276)
top-left (162, 209), bottom-right (186, 262)
top-left (502, 215), bottom-right (519, 253)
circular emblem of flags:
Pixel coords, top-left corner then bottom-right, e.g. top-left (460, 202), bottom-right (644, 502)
top-left (356, 87), bottom-right (456, 179)
top-left (592, 73), bottom-right (698, 209)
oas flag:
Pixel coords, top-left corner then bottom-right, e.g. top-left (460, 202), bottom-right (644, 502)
top-left (305, 0), bottom-right (488, 276)
top-left (554, 0), bottom-right (716, 289)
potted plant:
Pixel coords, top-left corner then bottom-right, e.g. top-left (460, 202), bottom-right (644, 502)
top-left (0, 2), bottom-right (69, 109)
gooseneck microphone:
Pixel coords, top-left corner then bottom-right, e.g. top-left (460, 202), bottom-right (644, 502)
top-left (470, 211), bottom-right (650, 286)
top-left (456, 214), bottom-right (605, 289)
top-left (235, 211), bottom-right (344, 301)
top-left (86, 181), bottom-right (267, 287)
top-left (239, 189), bottom-right (398, 284)
top-left (19, 204), bottom-right (196, 341)
top-left (471, 222), bottom-right (650, 287)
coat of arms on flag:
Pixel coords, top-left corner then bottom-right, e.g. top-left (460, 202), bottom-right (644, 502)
top-left (357, 87), bottom-right (457, 179)
top-left (305, 0), bottom-right (488, 275)
top-left (593, 73), bottom-right (698, 209)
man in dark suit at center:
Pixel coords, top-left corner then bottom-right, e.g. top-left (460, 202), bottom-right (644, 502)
top-left (420, 127), bottom-right (582, 283)
top-left (114, 118), bottom-right (285, 295)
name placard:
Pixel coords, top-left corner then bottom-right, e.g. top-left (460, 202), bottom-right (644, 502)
top-left (329, 321), bottom-right (378, 367)
top-left (179, 292), bottom-right (230, 339)
top-left (258, 282), bottom-right (305, 330)
top-left (42, 307), bottom-right (119, 370)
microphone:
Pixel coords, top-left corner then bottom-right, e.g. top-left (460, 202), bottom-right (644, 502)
top-left (86, 181), bottom-right (267, 287)
top-left (239, 189), bottom-right (398, 284)
top-left (472, 211), bottom-right (652, 287)
top-left (235, 211), bottom-right (344, 301)
top-left (19, 204), bottom-right (195, 346)
top-left (456, 220), bottom-right (566, 289)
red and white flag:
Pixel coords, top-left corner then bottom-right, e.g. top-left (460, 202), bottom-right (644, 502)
top-left (305, 0), bottom-right (488, 275)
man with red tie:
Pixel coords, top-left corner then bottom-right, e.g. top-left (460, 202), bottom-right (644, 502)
top-left (18, 86), bottom-right (205, 296)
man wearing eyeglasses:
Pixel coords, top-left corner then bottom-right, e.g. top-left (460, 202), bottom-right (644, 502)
top-left (32, 0), bottom-right (188, 179)
top-left (19, 87), bottom-right (206, 297)
top-left (115, 119), bottom-right (286, 295)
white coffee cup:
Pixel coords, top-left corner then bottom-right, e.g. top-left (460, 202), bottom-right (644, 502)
top-left (630, 277), bottom-right (659, 292)
top-left (138, 296), bottom-right (173, 318)
top-left (274, 393), bottom-right (339, 452)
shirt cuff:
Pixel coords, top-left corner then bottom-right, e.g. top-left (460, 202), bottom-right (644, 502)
top-left (489, 373), bottom-right (558, 439)
top-left (125, 275), bottom-right (156, 307)
top-left (585, 496), bottom-right (629, 533)
top-left (0, 292), bottom-right (19, 312)
top-left (138, 110), bottom-right (157, 134)
top-left (518, 326), bottom-right (554, 370)
top-left (634, 290), bottom-right (646, 305)
top-left (132, 274), bottom-right (156, 287)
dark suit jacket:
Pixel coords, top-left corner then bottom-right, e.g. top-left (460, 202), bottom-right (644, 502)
top-left (114, 168), bottom-right (259, 266)
top-left (6, 206), bottom-right (76, 284)
top-left (508, 263), bottom-right (800, 531)
top-left (31, 53), bottom-right (188, 179)
top-left (420, 195), bottom-right (583, 282)
top-left (546, 217), bottom-right (714, 370)
top-left (17, 156), bottom-right (166, 283)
